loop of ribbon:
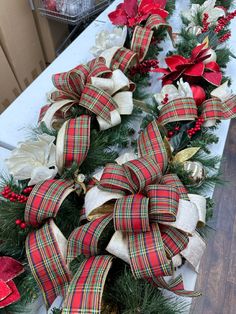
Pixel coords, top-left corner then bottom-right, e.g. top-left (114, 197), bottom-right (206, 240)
top-left (131, 14), bottom-right (174, 62)
top-left (158, 95), bottom-right (236, 125)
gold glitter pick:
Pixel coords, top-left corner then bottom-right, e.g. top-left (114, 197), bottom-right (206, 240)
top-left (173, 147), bottom-right (201, 164)
top-left (87, 202), bottom-right (114, 221)
top-left (163, 136), bottom-right (173, 161)
top-left (203, 36), bottom-right (209, 48)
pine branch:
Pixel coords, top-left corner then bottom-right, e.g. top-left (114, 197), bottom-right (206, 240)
top-left (103, 265), bottom-right (189, 314)
top-left (191, 0), bottom-right (234, 9)
top-left (0, 200), bottom-right (32, 259)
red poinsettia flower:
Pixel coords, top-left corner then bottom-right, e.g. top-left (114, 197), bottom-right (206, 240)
top-left (108, 0), bottom-right (168, 27)
top-left (155, 43), bottom-right (222, 86)
top-left (0, 257), bottom-right (24, 308)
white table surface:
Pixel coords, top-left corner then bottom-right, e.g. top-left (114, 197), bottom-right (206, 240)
top-left (0, 0), bottom-right (236, 313)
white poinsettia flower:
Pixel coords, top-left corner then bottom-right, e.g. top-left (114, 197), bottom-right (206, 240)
top-left (183, 0), bottom-right (225, 34)
top-left (5, 134), bottom-right (58, 186)
top-left (154, 79), bottom-right (193, 108)
top-left (90, 27), bottom-right (127, 57)
top-left (211, 81), bottom-right (233, 101)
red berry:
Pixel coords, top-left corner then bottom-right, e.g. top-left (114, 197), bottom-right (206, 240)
top-left (20, 222), bottom-right (27, 229)
top-left (15, 219), bottom-right (21, 225)
top-left (168, 131), bottom-right (174, 137)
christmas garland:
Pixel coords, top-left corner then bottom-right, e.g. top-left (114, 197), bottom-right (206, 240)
top-left (0, 0), bottom-right (236, 313)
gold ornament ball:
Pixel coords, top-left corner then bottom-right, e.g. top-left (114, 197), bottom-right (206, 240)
top-left (183, 161), bottom-right (205, 187)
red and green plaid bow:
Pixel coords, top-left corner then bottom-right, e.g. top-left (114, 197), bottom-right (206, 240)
top-left (131, 14), bottom-right (173, 61)
top-left (39, 48), bottom-right (138, 128)
top-left (25, 119), bottom-right (200, 313)
top-left (158, 95), bottom-right (236, 125)
top-left (80, 119), bottom-right (200, 298)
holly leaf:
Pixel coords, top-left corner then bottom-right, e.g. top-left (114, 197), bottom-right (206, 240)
top-left (170, 122), bottom-right (193, 152)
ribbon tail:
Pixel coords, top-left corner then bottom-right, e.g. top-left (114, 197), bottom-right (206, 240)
top-left (56, 115), bottom-right (91, 174)
top-left (62, 256), bottom-right (113, 313)
top-left (150, 275), bottom-right (201, 297)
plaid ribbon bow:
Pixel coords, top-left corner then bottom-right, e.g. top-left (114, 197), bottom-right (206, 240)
top-left (158, 95), bottom-right (236, 125)
top-left (131, 14), bottom-right (173, 62)
top-left (25, 119), bottom-right (205, 312)
top-left (39, 48), bottom-right (138, 131)
top-left (83, 120), bottom-right (203, 299)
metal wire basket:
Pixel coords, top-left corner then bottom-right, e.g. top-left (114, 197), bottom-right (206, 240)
top-left (39, 0), bottom-right (112, 24)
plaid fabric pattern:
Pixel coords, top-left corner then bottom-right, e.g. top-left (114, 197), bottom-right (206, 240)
top-left (128, 223), bottom-right (172, 279)
top-left (146, 14), bottom-right (173, 43)
top-left (80, 84), bottom-right (117, 123)
top-left (87, 57), bottom-right (112, 81)
top-left (62, 256), bottom-right (113, 314)
top-left (146, 185), bottom-right (179, 223)
top-left (150, 275), bottom-right (201, 297)
top-left (202, 98), bottom-right (223, 120)
top-left (38, 104), bottom-right (51, 122)
top-left (158, 98), bottom-right (198, 125)
top-left (114, 195), bottom-right (150, 233)
top-left (161, 174), bottom-right (189, 200)
top-left (110, 47), bottom-right (139, 73)
top-left (160, 225), bottom-right (189, 258)
top-left (99, 163), bottom-right (133, 195)
top-left (53, 64), bottom-right (90, 98)
top-left (63, 116), bottom-right (91, 169)
top-left (146, 14), bottom-right (166, 29)
top-left (138, 119), bottom-right (168, 172)
top-left (26, 220), bottom-right (71, 307)
top-left (202, 96), bottom-right (236, 120)
top-left (131, 26), bottom-right (153, 62)
top-left (24, 179), bottom-right (74, 227)
top-left (66, 214), bottom-right (113, 263)
top-left (124, 156), bottom-right (162, 193)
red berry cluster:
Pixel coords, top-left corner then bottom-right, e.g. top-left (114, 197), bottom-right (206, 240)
top-left (202, 13), bottom-right (210, 33)
top-left (187, 117), bottom-right (204, 138)
top-left (166, 125), bottom-right (181, 140)
top-left (1, 186), bottom-right (32, 203)
top-left (219, 31), bottom-right (231, 42)
top-left (161, 94), bottom-right (169, 105)
top-left (214, 10), bottom-right (236, 33)
top-left (129, 59), bottom-right (159, 76)
top-left (15, 219), bottom-right (27, 229)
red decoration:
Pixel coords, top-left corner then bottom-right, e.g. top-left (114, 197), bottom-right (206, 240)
top-left (1, 186), bottom-right (29, 203)
top-left (219, 31), bottom-right (231, 42)
top-left (108, 0), bottom-right (168, 27)
top-left (20, 222), bottom-right (27, 229)
top-left (0, 257), bottom-right (24, 308)
top-left (214, 10), bottom-right (236, 33)
top-left (187, 117), bottom-right (205, 138)
top-left (129, 59), bottom-right (159, 76)
top-left (43, 0), bottom-right (56, 11)
top-left (191, 85), bottom-right (206, 106)
top-left (154, 43), bottom-right (222, 86)
top-left (202, 13), bottom-right (210, 33)
top-left (15, 219), bottom-right (22, 226)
